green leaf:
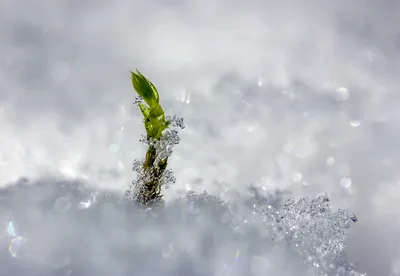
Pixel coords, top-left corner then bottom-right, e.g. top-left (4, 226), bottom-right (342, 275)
top-left (131, 70), bottom-right (170, 140)
top-left (131, 70), bottom-right (160, 107)
top-left (148, 104), bottom-right (164, 119)
top-left (155, 124), bottom-right (167, 139)
top-left (138, 103), bottom-right (150, 118)
top-left (147, 79), bottom-right (160, 104)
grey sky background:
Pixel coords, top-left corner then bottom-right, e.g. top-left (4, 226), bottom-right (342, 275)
top-left (1, 0), bottom-right (400, 275)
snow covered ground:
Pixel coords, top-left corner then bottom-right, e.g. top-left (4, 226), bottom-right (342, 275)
top-left (1, 0), bottom-right (400, 275)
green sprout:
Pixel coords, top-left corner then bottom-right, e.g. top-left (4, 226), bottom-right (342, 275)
top-left (131, 70), bottom-right (170, 140)
top-left (127, 70), bottom-right (179, 205)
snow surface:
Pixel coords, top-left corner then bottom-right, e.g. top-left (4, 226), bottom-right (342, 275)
top-left (0, 179), bottom-right (363, 275)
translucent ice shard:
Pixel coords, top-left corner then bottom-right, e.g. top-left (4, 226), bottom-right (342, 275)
top-left (4, 221), bottom-right (28, 258)
top-left (9, 236), bottom-right (27, 257)
top-left (6, 221), bottom-right (17, 237)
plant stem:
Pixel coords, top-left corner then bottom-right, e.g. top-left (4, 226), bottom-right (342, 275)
top-left (138, 144), bottom-right (168, 203)
top-left (128, 70), bottom-right (175, 205)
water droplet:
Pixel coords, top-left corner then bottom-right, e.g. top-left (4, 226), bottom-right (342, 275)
top-left (340, 177), bottom-right (352, 189)
top-left (177, 89), bottom-right (191, 104)
top-left (54, 197), bottom-right (71, 213)
top-left (349, 120), bottom-right (361, 127)
top-left (326, 157), bottom-right (335, 166)
top-left (257, 77), bottom-right (263, 86)
top-left (78, 199), bottom-right (92, 209)
top-left (185, 183), bottom-right (192, 191)
top-left (336, 87), bottom-right (349, 101)
top-left (292, 172), bottom-right (302, 183)
top-left (59, 161), bottom-right (77, 178)
top-left (246, 125), bottom-right (255, 132)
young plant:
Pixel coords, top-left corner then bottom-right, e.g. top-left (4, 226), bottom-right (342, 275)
top-left (125, 70), bottom-right (184, 206)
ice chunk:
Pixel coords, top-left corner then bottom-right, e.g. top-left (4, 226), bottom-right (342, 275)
top-left (253, 193), bottom-right (364, 275)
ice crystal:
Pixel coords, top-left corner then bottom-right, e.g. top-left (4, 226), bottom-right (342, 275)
top-left (253, 193), bottom-right (365, 275)
top-left (125, 116), bottom-right (184, 205)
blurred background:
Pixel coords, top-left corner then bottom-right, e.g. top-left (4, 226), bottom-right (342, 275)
top-left (0, 0), bottom-right (400, 275)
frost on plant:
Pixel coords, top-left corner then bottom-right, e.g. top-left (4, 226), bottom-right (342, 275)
top-left (125, 70), bottom-right (185, 206)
